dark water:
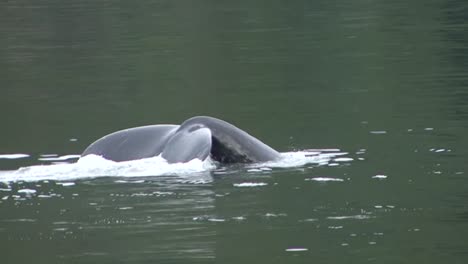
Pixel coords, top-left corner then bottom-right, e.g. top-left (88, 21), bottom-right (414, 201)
top-left (2, 0), bottom-right (468, 263)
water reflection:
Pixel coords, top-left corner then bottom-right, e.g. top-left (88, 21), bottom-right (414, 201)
top-left (0, 178), bottom-right (216, 262)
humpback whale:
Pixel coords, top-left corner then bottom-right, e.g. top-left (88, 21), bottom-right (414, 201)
top-left (81, 116), bottom-right (280, 164)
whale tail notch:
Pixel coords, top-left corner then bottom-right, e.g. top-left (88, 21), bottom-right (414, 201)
top-left (161, 126), bottom-right (212, 163)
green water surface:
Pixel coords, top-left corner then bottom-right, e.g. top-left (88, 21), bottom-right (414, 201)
top-left (1, 0), bottom-right (468, 263)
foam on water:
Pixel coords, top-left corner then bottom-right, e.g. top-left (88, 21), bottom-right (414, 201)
top-left (0, 149), bottom-right (352, 183)
top-left (326, 215), bottom-right (372, 220)
top-left (38, 155), bottom-right (81, 162)
top-left (0, 154), bottom-right (30, 159)
top-left (305, 177), bottom-right (344, 182)
top-left (233, 182), bottom-right (268, 187)
top-left (0, 154), bottom-right (214, 183)
top-left (249, 150), bottom-right (349, 169)
top-left (285, 248), bottom-right (308, 252)
top-left (372, 174), bottom-right (388, 179)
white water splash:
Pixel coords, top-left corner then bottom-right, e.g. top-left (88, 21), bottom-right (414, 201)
top-left (285, 248), bottom-right (308, 252)
top-left (327, 215), bottom-right (372, 220)
top-left (249, 150), bottom-right (350, 169)
top-left (0, 154), bottom-right (214, 183)
top-left (334, 157), bottom-right (354, 162)
top-left (305, 177), bottom-right (344, 182)
top-left (233, 182), bottom-right (268, 187)
top-left (0, 150), bottom-right (352, 183)
top-left (38, 155), bottom-right (81, 162)
top-left (0, 154), bottom-right (30, 159)
top-left (57, 182), bottom-right (75, 187)
top-left (17, 189), bottom-right (37, 194)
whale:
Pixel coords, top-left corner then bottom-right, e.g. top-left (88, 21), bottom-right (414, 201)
top-left (81, 116), bottom-right (280, 164)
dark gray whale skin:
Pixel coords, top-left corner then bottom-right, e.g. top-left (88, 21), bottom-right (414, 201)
top-left (81, 116), bottom-right (280, 164)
